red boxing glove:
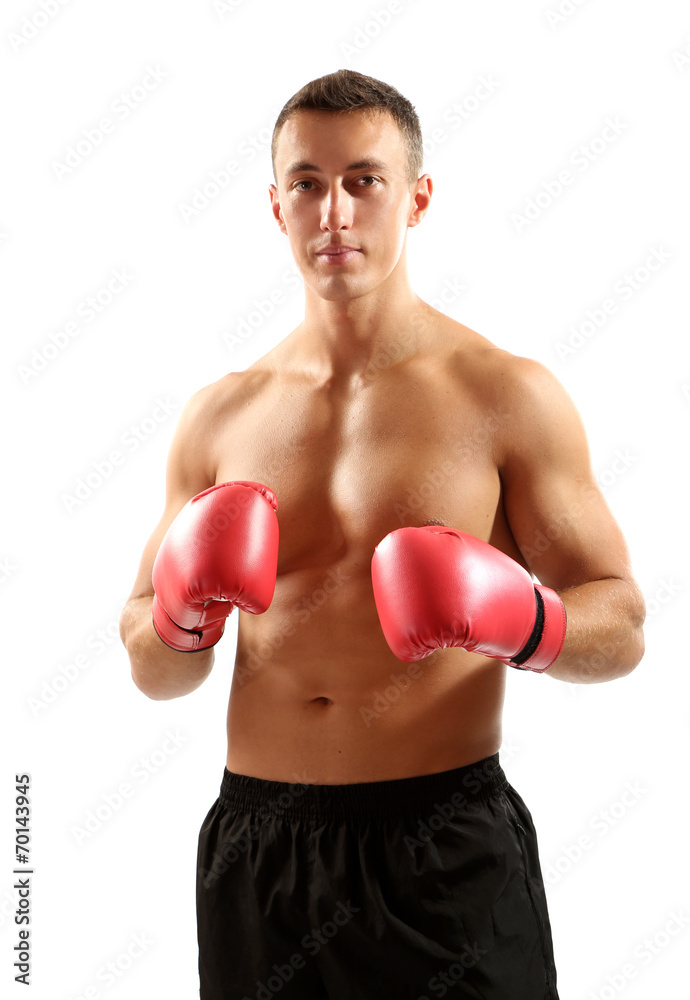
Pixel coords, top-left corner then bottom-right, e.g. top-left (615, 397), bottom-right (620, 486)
top-left (371, 525), bottom-right (566, 672)
top-left (152, 481), bottom-right (279, 652)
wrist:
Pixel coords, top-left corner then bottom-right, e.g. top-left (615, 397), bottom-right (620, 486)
top-left (507, 585), bottom-right (567, 673)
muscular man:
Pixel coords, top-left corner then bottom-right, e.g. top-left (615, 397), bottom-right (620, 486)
top-left (119, 70), bottom-right (646, 999)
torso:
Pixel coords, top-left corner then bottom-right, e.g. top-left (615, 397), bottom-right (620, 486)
top-left (208, 307), bottom-right (525, 783)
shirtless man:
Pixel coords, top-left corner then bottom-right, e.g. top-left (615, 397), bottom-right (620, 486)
top-left (119, 70), bottom-right (646, 1000)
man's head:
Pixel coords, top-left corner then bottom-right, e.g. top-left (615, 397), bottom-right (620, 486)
top-left (271, 69), bottom-right (423, 189)
top-left (269, 70), bottom-right (431, 305)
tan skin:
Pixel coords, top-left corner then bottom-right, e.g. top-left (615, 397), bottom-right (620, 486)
top-left (120, 109), bottom-right (646, 785)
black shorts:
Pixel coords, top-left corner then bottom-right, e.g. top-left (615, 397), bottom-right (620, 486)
top-left (196, 753), bottom-right (560, 999)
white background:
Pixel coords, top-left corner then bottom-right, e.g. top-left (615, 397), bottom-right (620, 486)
top-left (2, 1), bottom-right (689, 997)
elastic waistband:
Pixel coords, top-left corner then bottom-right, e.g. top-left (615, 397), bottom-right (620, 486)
top-left (218, 753), bottom-right (508, 823)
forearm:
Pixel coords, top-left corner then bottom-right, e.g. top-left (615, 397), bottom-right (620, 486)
top-left (120, 595), bottom-right (215, 700)
top-left (545, 578), bottom-right (646, 683)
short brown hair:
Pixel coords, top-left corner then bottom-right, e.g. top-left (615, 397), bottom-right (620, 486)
top-left (271, 69), bottom-right (423, 188)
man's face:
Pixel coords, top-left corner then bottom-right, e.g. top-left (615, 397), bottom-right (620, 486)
top-left (269, 109), bottom-right (428, 303)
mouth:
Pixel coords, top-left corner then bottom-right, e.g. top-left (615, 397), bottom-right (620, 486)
top-left (316, 246), bottom-right (361, 265)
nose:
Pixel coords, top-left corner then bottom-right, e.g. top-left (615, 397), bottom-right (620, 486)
top-left (320, 184), bottom-right (353, 232)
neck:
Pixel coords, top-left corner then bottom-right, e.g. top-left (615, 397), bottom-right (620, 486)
top-left (291, 275), bottom-right (430, 384)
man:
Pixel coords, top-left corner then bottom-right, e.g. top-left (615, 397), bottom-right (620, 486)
top-left (119, 69), bottom-right (646, 999)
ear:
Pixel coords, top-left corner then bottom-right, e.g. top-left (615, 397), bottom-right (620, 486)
top-left (408, 174), bottom-right (433, 228)
top-left (268, 184), bottom-right (288, 235)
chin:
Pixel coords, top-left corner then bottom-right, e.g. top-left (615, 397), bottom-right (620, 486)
top-left (322, 282), bottom-right (374, 303)
top-left (302, 271), bottom-right (365, 301)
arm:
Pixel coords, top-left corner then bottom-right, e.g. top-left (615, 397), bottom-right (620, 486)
top-left (497, 356), bottom-right (646, 682)
top-left (119, 385), bottom-right (217, 700)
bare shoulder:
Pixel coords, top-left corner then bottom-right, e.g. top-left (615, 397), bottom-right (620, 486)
top-left (437, 314), bottom-right (544, 386)
top-left (436, 315), bottom-right (522, 392)
top-left (462, 345), bottom-right (568, 404)
top-left (468, 347), bottom-right (588, 472)
top-left (185, 366), bottom-right (275, 429)
top-left (436, 315), bottom-right (586, 464)
top-left (167, 368), bottom-right (269, 487)
top-left (476, 349), bottom-right (584, 434)
top-left (189, 367), bottom-right (270, 414)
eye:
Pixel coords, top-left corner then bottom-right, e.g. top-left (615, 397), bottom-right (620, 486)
top-left (292, 176), bottom-right (380, 192)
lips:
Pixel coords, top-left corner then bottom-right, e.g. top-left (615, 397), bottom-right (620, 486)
top-left (317, 246), bottom-right (359, 255)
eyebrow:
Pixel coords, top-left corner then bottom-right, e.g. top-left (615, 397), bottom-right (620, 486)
top-left (285, 158), bottom-right (390, 176)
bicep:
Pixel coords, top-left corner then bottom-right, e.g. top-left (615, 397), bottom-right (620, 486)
top-left (124, 385), bottom-right (217, 602)
top-left (498, 359), bottom-right (636, 592)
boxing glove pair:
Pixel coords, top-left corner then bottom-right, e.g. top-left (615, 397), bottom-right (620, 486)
top-left (151, 482), bottom-right (566, 672)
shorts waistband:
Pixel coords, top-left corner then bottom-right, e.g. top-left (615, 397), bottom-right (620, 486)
top-left (218, 753), bottom-right (508, 823)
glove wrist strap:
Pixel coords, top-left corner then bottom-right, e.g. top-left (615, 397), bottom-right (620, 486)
top-left (510, 586), bottom-right (567, 673)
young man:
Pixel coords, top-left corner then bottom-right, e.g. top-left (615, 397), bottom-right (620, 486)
top-left (120, 69), bottom-right (645, 999)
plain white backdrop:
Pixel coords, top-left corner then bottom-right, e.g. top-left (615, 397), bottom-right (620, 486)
top-left (2, 0), bottom-right (689, 997)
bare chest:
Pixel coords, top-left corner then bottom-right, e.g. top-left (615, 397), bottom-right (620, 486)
top-left (212, 367), bottom-right (521, 573)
